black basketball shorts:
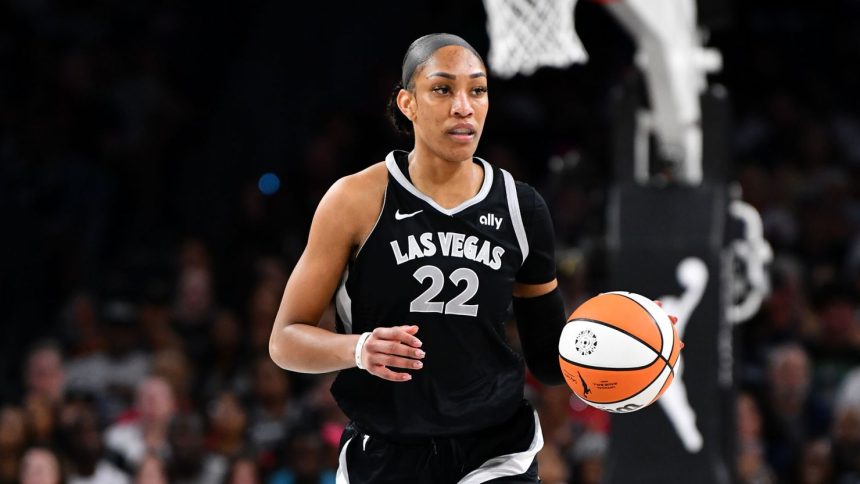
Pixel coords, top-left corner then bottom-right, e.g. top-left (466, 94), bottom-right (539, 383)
top-left (334, 400), bottom-right (543, 483)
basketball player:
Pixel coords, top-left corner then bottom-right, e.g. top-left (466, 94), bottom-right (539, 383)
top-left (269, 34), bottom-right (568, 483)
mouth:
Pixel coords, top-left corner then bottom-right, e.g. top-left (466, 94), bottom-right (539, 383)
top-left (446, 125), bottom-right (477, 142)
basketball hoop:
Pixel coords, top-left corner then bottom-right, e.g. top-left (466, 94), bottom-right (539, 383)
top-left (483, 0), bottom-right (588, 78)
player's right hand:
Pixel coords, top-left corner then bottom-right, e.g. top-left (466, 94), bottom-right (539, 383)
top-left (361, 325), bottom-right (425, 382)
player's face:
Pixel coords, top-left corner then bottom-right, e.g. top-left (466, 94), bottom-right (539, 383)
top-left (408, 46), bottom-right (488, 162)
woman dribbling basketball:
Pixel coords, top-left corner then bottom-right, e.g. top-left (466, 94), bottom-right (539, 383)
top-left (269, 33), bottom-right (568, 483)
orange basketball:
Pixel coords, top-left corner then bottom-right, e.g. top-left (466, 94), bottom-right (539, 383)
top-left (558, 291), bottom-right (682, 413)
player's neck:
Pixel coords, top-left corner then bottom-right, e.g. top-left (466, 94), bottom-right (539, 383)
top-left (406, 148), bottom-right (483, 209)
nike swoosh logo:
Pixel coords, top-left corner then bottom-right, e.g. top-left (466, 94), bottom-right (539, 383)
top-left (395, 209), bottom-right (423, 220)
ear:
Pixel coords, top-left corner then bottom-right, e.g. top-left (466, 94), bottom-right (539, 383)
top-left (396, 89), bottom-right (415, 121)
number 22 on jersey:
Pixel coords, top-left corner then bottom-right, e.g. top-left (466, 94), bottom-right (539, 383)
top-left (410, 265), bottom-right (480, 317)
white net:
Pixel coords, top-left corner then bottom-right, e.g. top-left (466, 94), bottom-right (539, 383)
top-left (483, 0), bottom-right (588, 79)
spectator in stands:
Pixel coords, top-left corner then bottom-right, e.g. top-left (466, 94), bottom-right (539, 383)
top-left (23, 394), bottom-right (56, 445)
top-left (224, 453), bottom-right (261, 484)
top-left (104, 376), bottom-right (176, 471)
top-left (173, 239), bottom-right (216, 335)
top-left (21, 344), bottom-right (64, 448)
top-left (248, 356), bottom-right (300, 466)
top-left (205, 391), bottom-right (248, 459)
top-left (165, 412), bottom-right (227, 484)
top-left (196, 311), bottom-right (252, 404)
top-left (796, 438), bottom-right (833, 484)
top-left (139, 283), bottom-right (183, 355)
top-left (62, 404), bottom-right (128, 484)
top-left (134, 454), bottom-right (168, 484)
top-left (150, 348), bottom-right (194, 412)
top-left (759, 343), bottom-right (831, 481)
top-left (295, 373), bottom-right (346, 471)
top-left (57, 293), bottom-right (105, 359)
top-left (837, 368), bottom-right (860, 411)
top-left (736, 392), bottom-right (775, 484)
top-left (24, 342), bottom-right (65, 406)
top-left (19, 447), bottom-right (62, 484)
top-left (267, 426), bottom-right (334, 484)
top-left (832, 403), bottom-right (860, 482)
top-left (248, 283), bottom-right (281, 354)
top-left (0, 407), bottom-right (28, 484)
top-left (535, 444), bottom-right (570, 484)
top-left (65, 300), bottom-right (151, 421)
top-left (569, 432), bottom-right (606, 484)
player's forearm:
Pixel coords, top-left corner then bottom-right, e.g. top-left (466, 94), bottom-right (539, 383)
top-left (269, 322), bottom-right (359, 373)
top-left (513, 286), bottom-right (567, 385)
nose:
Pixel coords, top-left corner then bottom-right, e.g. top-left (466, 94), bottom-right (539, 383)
top-left (451, 90), bottom-right (474, 118)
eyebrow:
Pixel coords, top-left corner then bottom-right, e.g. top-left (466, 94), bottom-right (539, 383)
top-left (426, 72), bottom-right (487, 79)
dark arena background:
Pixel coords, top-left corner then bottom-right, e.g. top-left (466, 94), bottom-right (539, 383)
top-left (3, 0), bottom-right (860, 483)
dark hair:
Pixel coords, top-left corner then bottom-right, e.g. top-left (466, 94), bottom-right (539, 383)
top-left (386, 81), bottom-right (412, 136)
top-left (25, 339), bottom-right (63, 362)
top-left (386, 33), bottom-right (484, 136)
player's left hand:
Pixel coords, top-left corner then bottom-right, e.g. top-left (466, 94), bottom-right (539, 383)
top-left (653, 300), bottom-right (678, 325)
top-left (360, 325), bottom-right (425, 382)
top-left (654, 300), bottom-right (684, 349)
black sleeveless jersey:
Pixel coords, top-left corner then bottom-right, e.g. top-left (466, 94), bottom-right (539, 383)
top-left (331, 150), bottom-right (556, 439)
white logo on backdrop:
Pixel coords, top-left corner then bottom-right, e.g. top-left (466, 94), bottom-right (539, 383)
top-left (658, 257), bottom-right (707, 453)
top-left (727, 199), bottom-right (773, 325)
top-left (656, 199), bottom-right (772, 453)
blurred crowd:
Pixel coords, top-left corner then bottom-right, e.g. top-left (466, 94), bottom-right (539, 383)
top-left (726, 1), bottom-right (860, 482)
top-left (3, 0), bottom-right (860, 483)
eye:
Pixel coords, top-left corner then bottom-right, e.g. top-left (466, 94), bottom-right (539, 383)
top-left (471, 86), bottom-right (488, 96)
top-left (432, 85), bottom-right (450, 95)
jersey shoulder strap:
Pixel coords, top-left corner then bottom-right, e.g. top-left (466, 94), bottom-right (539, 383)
top-left (498, 167), bottom-right (530, 264)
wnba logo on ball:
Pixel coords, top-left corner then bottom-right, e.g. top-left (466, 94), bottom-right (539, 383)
top-left (574, 330), bottom-right (597, 356)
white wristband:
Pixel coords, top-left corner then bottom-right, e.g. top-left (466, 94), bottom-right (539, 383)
top-left (354, 332), bottom-right (372, 370)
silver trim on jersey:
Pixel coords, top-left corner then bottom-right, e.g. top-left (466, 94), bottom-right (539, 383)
top-left (457, 410), bottom-right (544, 484)
top-left (335, 436), bottom-right (353, 484)
top-left (335, 267), bottom-right (353, 333)
top-left (501, 169), bottom-right (529, 266)
top-left (385, 151), bottom-right (494, 216)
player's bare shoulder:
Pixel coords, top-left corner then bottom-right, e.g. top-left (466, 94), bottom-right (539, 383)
top-left (341, 161), bottom-right (388, 199)
top-left (317, 161), bottom-right (388, 248)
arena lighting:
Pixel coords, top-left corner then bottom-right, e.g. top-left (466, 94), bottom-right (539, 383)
top-left (258, 172), bottom-right (280, 195)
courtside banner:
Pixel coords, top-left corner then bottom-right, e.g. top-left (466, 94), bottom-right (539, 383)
top-left (604, 183), bottom-right (734, 484)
